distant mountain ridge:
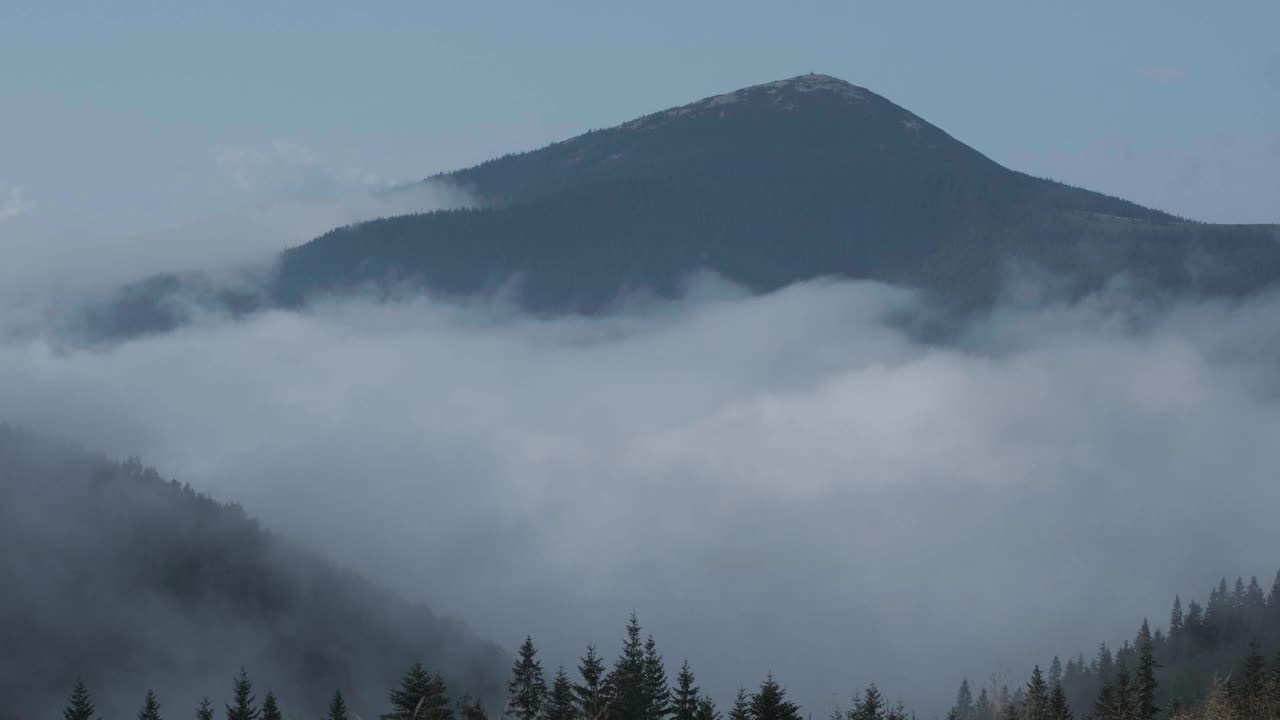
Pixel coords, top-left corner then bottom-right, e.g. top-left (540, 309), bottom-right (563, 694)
top-left (92, 74), bottom-right (1280, 337)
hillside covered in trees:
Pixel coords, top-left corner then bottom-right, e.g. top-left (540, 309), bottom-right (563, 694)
top-left (939, 572), bottom-right (1280, 720)
top-left (273, 75), bottom-right (1279, 313)
top-left (84, 73), bottom-right (1280, 342)
top-left (0, 425), bottom-right (506, 718)
top-left (9, 423), bottom-right (1280, 719)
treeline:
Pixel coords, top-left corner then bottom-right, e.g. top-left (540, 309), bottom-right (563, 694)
top-left (54, 614), bottom-right (912, 720)
top-left (48, 577), bottom-right (1280, 720)
top-left (944, 572), bottom-right (1280, 720)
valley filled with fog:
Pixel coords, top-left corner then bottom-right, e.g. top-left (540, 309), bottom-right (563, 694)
top-left (6, 250), bottom-right (1280, 713)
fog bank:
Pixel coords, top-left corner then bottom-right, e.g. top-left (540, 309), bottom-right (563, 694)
top-left (3, 275), bottom-right (1280, 714)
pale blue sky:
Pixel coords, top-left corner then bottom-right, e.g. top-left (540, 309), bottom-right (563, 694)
top-left (2, 0), bottom-right (1277, 241)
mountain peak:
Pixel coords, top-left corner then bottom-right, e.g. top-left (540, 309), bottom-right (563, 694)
top-left (621, 73), bottom-right (875, 131)
top-left (758, 72), bottom-right (869, 96)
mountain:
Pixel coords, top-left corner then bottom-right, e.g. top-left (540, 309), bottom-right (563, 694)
top-left (272, 73), bottom-right (1279, 312)
top-left (88, 73), bottom-right (1279, 338)
top-left (0, 425), bottom-right (506, 718)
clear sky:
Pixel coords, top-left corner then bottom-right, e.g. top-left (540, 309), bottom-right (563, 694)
top-left (2, 0), bottom-right (1277, 243)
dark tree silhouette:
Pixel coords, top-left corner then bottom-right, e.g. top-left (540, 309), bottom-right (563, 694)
top-left (325, 690), bottom-right (350, 720)
top-left (747, 675), bottom-right (801, 720)
top-left (506, 637), bottom-right (548, 720)
top-left (138, 690), bottom-right (163, 720)
top-left (64, 680), bottom-right (98, 720)
top-left (226, 669), bottom-right (259, 720)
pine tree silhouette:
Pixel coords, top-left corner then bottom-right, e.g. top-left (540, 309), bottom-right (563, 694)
top-left (507, 637), bottom-right (548, 720)
top-left (138, 689), bottom-right (163, 720)
top-left (226, 669), bottom-right (259, 720)
top-left (64, 680), bottom-right (98, 720)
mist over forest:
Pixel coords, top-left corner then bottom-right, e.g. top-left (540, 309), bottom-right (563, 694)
top-left (7, 271), bottom-right (1280, 718)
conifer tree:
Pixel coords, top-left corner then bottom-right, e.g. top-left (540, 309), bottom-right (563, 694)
top-left (728, 689), bottom-right (751, 720)
top-left (575, 644), bottom-right (610, 720)
top-left (1168, 596), bottom-right (1184, 640)
top-left (1023, 666), bottom-right (1048, 720)
top-left (1268, 570), bottom-right (1280, 619)
top-left (226, 669), bottom-right (259, 720)
top-left (1094, 645), bottom-right (1114, 685)
top-left (389, 662), bottom-right (433, 720)
top-left (544, 667), bottom-right (578, 720)
top-left (260, 692), bottom-right (282, 720)
top-left (389, 662), bottom-right (453, 720)
top-left (1089, 680), bottom-right (1114, 720)
top-left (1048, 659), bottom-right (1062, 690)
top-left (1204, 578), bottom-right (1229, 639)
top-left (1184, 601), bottom-right (1204, 641)
top-left (326, 690), bottom-right (350, 720)
top-left (608, 615), bottom-right (649, 720)
top-left (642, 635), bottom-right (672, 720)
top-left (508, 637), bottom-right (549, 720)
top-left (974, 688), bottom-right (994, 720)
top-left (747, 675), bottom-right (800, 720)
top-left (1112, 664), bottom-right (1134, 720)
top-left (693, 698), bottom-right (719, 720)
top-left (1242, 641), bottom-right (1267, 700)
top-left (1134, 620), bottom-right (1159, 720)
top-left (996, 686), bottom-right (1011, 720)
top-left (1046, 685), bottom-right (1070, 720)
top-left (850, 684), bottom-right (883, 720)
top-left (65, 680), bottom-right (98, 720)
top-left (138, 690), bottom-right (163, 720)
top-left (672, 660), bottom-right (701, 720)
top-left (458, 695), bottom-right (488, 720)
top-left (196, 698), bottom-right (214, 720)
top-left (951, 679), bottom-right (974, 720)
top-left (1003, 700), bottom-right (1020, 720)
top-left (1246, 576), bottom-right (1266, 615)
top-left (423, 673), bottom-right (455, 720)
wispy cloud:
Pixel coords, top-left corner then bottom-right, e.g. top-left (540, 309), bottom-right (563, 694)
top-left (1135, 65), bottom-right (1187, 84)
top-left (0, 186), bottom-right (34, 222)
top-left (216, 141), bottom-right (402, 196)
top-left (0, 148), bottom-right (474, 308)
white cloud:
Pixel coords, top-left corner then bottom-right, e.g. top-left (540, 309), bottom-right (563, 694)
top-left (0, 150), bottom-right (473, 314)
top-left (0, 186), bottom-right (34, 221)
top-left (215, 140), bottom-right (408, 196)
top-left (1135, 66), bottom-right (1187, 84)
top-left (3, 278), bottom-right (1280, 714)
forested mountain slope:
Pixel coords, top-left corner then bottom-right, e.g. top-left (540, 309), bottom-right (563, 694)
top-left (945, 572), bottom-right (1280, 720)
top-left (88, 74), bottom-right (1279, 340)
top-left (274, 74), bottom-right (1280, 313)
top-left (0, 425), bottom-right (507, 718)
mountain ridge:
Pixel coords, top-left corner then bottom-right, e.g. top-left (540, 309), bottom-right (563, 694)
top-left (87, 73), bottom-right (1280, 338)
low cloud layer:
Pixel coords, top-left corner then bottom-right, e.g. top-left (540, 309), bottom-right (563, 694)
top-left (3, 274), bottom-right (1280, 714)
top-left (0, 143), bottom-right (472, 320)
top-left (0, 186), bottom-right (34, 221)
